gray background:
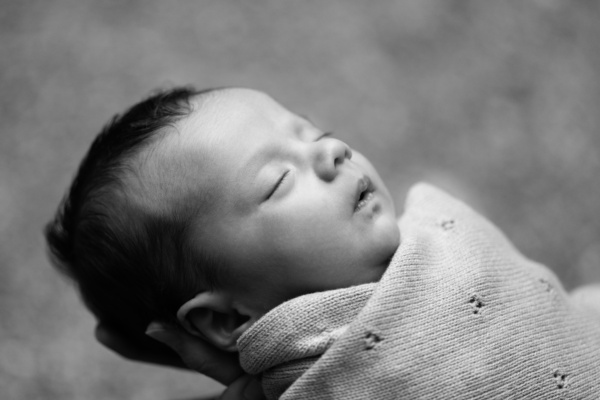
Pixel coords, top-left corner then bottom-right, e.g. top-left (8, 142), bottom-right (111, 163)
top-left (2, 0), bottom-right (600, 399)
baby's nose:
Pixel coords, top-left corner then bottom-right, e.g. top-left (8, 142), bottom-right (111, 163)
top-left (312, 138), bottom-right (352, 181)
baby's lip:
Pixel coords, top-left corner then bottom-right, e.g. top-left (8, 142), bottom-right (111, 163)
top-left (354, 175), bottom-right (374, 212)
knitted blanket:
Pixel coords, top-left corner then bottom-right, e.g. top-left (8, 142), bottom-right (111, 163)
top-left (237, 183), bottom-right (600, 399)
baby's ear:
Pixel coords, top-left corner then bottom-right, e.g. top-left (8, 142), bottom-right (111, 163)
top-left (177, 292), bottom-right (255, 352)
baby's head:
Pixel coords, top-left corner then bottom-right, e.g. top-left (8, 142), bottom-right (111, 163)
top-left (46, 87), bottom-right (400, 351)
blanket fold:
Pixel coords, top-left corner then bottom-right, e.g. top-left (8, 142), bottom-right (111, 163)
top-left (238, 183), bottom-right (600, 400)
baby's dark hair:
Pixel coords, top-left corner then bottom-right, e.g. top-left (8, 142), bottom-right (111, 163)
top-left (45, 86), bottom-right (221, 335)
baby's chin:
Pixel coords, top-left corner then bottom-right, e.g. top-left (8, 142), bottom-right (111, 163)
top-left (373, 249), bottom-right (398, 281)
top-left (373, 226), bottom-right (401, 279)
top-left (374, 216), bottom-right (401, 260)
top-left (357, 242), bottom-right (401, 286)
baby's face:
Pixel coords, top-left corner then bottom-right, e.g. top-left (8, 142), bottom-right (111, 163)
top-left (159, 88), bottom-right (399, 313)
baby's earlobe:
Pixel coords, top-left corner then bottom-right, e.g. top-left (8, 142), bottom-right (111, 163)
top-left (176, 292), bottom-right (256, 352)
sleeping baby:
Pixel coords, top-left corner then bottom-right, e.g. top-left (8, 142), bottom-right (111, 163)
top-left (46, 87), bottom-right (600, 399)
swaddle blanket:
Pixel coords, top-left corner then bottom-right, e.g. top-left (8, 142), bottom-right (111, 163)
top-left (238, 183), bottom-right (600, 399)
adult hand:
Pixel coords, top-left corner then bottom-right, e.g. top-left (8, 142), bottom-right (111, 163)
top-left (95, 321), bottom-right (188, 370)
top-left (145, 322), bottom-right (264, 400)
top-left (212, 374), bottom-right (264, 400)
top-left (143, 322), bottom-right (243, 384)
top-left (96, 321), bottom-right (244, 383)
top-left (96, 321), bottom-right (264, 399)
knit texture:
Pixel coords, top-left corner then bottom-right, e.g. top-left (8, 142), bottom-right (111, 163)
top-left (237, 183), bottom-right (600, 399)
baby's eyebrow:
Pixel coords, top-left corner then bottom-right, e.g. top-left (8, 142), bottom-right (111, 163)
top-left (235, 139), bottom-right (284, 188)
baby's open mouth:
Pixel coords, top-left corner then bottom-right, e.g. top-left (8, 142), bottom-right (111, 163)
top-left (354, 176), bottom-right (374, 212)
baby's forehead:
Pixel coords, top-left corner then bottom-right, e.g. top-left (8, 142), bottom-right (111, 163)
top-left (129, 88), bottom-right (305, 216)
top-left (194, 87), bottom-right (278, 107)
top-left (185, 88), bottom-right (295, 130)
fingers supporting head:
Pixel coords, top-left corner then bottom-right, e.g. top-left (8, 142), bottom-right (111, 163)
top-left (145, 322), bottom-right (184, 352)
top-left (145, 321), bottom-right (245, 385)
top-left (96, 321), bottom-right (187, 368)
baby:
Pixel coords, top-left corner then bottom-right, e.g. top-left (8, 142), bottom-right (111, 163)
top-left (46, 87), bottom-right (600, 399)
top-left (46, 86), bottom-right (399, 339)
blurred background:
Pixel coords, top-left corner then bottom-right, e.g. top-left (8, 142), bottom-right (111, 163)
top-left (1, 0), bottom-right (600, 398)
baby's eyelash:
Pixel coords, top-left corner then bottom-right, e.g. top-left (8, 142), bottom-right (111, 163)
top-left (267, 170), bottom-right (290, 199)
top-left (317, 132), bottom-right (333, 141)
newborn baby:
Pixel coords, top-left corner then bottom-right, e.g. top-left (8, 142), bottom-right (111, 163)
top-left (46, 86), bottom-right (600, 399)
